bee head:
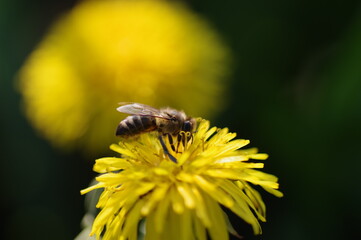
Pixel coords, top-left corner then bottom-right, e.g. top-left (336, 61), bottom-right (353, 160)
top-left (182, 118), bottom-right (196, 132)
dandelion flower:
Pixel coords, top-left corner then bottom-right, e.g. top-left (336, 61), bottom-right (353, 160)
top-left (17, 0), bottom-right (231, 154)
top-left (81, 120), bottom-right (283, 239)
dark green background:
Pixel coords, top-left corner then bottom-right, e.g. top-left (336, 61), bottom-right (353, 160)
top-left (1, 0), bottom-right (361, 239)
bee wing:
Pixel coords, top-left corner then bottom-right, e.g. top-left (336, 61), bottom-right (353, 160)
top-left (117, 103), bottom-right (168, 118)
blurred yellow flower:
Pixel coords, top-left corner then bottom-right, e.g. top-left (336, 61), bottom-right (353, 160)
top-left (17, 0), bottom-right (231, 154)
top-left (81, 120), bottom-right (283, 240)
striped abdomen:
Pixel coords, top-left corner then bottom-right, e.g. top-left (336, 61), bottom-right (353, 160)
top-left (116, 115), bottom-right (157, 137)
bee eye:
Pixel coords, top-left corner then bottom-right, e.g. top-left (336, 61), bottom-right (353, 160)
top-left (183, 121), bottom-right (192, 132)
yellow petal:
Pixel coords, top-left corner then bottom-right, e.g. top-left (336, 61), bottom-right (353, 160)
top-left (144, 212), bottom-right (160, 240)
top-left (204, 168), bottom-right (245, 180)
top-left (176, 182), bottom-right (196, 209)
top-left (93, 157), bottom-right (132, 173)
top-left (193, 211), bottom-right (207, 240)
top-left (190, 185), bottom-right (211, 227)
top-left (95, 172), bottom-right (129, 186)
top-left (249, 153), bottom-right (269, 160)
top-left (105, 213), bottom-right (124, 239)
top-left (141, 184), bottom-right (170, 215)
top-left (110, 143), bottom-right (136, 158)
top-left (243, 182), bottom-right (266, 219)
top-left (80, 182), bottom-right (105, 195)
top-left (215, 155), bottom-right (249, 163)
top-left (203, 194), bottom-right (229, 240)
top-left (211, 162), bottom-right (264, 170)
top-left (203, 140), bottom-right (249, 160)
top-left (218, 180), bottom-right (263, 234)
top-left (242, 169), bottom-right (280, 189)
top-left (153, 191), bottom-right (171, 233)
top-left (193, 175), bottom-right (234, 208)
top-left (170, 186), bottom-right (185, 214)
top-left (237, 147), bottom-right (259, 155)
top-left (203, 126), bottom-right (218, 141)
top-left (262, 186), bottom-right (284, 197)
top-left (161, 209), bottom-right (178, 239)
top-left (176, 171), bottom-right (194, 183)
top-left (178, 208), bottom-right (192, 240)
top-left (122, 199), bottom-right (145, 240)
top-left (91, 204), bottom-right (116, 236)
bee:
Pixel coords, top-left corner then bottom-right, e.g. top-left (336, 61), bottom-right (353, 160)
top-left (116, 103), bottom-right (196, 163)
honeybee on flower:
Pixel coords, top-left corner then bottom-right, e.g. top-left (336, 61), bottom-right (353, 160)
top-left (81, 118), bottom-right (283, 240)
top-left (116, 103), bottom-right (196, 163)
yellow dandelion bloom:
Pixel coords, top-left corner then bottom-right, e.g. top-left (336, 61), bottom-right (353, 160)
top-left (17, 0), bottom-right (231, 154)
top-left (81, 120), bottom-right (283, 240)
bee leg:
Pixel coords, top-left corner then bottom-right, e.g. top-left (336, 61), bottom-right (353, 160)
top-left (184, 132), bottom-right (191, 149)
top-left (176, 133), bottom-right (183, 152)
top-left (188, 132), bottom-right (194, 144)
top-left (158, 135), bottom-right (177, 163)
top-left (185, 132), bottom-right (190, 149)
top-left (180, 132), bottom-right (187, 151)
top-left (167, 134), bottom-right (176, 152)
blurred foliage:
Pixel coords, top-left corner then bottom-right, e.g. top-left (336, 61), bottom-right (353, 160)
top-left (1, 0), bottom-right (361, 239)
